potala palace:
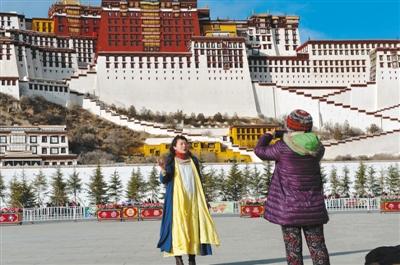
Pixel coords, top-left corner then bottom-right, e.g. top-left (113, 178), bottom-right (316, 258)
top-left (0, 0), bottom-right (399, 160)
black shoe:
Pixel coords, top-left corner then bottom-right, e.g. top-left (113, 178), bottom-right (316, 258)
top-left (175, 256), bottom-right (184, 265)
top-left (188, 255), bottom-right (196, 265)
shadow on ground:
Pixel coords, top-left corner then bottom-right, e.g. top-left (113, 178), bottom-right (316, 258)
top-left (211, 249), bottom-right (370, 265)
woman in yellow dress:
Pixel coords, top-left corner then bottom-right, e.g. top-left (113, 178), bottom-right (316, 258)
top-left (157, 135), bottom-right (220, 265)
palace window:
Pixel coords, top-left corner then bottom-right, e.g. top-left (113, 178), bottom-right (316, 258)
top-left (50, 136), bottom-right (59, 144)
top-left (30, 146), bottom-right (37, 154)
top-left (11, 135), bottom-right (25, 144)
top-left (50, 147), bottom-right (59, 154)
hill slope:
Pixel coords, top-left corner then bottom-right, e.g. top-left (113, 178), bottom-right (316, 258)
top-left (0, 93), bottom-right (149, 164)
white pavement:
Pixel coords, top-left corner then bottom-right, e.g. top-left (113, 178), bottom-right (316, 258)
top-left (1, 213), bottom-right (399, 265)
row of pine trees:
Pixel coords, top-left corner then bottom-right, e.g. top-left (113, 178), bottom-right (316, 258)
top-left (0, 165), bottom-right (161, 208)
top-left (323, 162), bottom-right (400, 197)
top-left (0, 161), bottom-right (399, 208)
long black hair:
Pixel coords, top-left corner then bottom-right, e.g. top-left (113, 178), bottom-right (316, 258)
top-left (168, 135), bottom-right (191, 158)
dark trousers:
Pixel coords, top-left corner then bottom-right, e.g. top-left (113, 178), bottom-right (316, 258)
top-left (281, 225), bottom-right (330, 265)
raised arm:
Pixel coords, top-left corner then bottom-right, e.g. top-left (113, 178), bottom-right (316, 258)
top-left (158, 156), bottom-right (174, 184)
top-left (254, 133), bottom-right (282, 161)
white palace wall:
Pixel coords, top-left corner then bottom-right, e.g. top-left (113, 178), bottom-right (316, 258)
top-left (68, 70), bottom-right (97, 96)
top-left (378, 107), bottom-right (400, 119)
top-left (319, 82), bottom-right (387, 113)
top-left (324, 131), bottom-right (400, 159)
top-left (251, 83), bottom-right (276, 118)
top-left (0, 43), bottom-right (20, 98)
top-left (295, 88), bottom-right (343, 97)
top-left (20, 81), bottom-right (70, 106)
top-left (93, 53), bottom-right (258, 117)
top-left (253, 83), bottom-right (399, 130)
top-left (376, 68), bottom-right (400, 110)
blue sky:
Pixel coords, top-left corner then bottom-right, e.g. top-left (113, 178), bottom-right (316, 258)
top-left (0, 0), bottom-right (399, 42)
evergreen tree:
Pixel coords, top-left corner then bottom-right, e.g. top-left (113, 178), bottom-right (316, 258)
top-left (354, 161), bottom-right (367, 197)
top-left (0, 171), bottom-right (5, 203)
top-left (108, 170), bottom-right (123, 203)
top-left (215, 168), bottom-right (227, 201)
top-left (224, 161), bottom-right (244, 201)
top-left (261, 161), bottom-right (273, 197)
top-left (386, 165), bottom-right (400, 195)
top-left (126, 168), bottom-right (147, 202)
top-left (147, 165), bottom-right (160, 202)
top-left (377, 168), bottom-right (386, 196)
top-left (50, 168), bottom-right (68, 206)
top-left (32, 170), bottom-right (48, 207)
top-left (67, 168), bottom-right (82, 205)
top-left (202, 166), bottom-right (218, 202)
top-left (339, 166), bottom-right (351, 198)
top-left (329, 166), bottom-right (339, 196)
top-left (241, 163), bottom-right (252, 198)
top-left (88, 164), bottom-right (108, 205)
top-left (366, 166), bottom-right (380, 197)
top-left (137, 168), bottom-right (148, 199)
top-left (320, 166), bottom-right (328, 193)
top-left (19, 173), bottom-right (36, 208)
top-left (9, 176), bottom-right (23, 207)
top-left (249, 165), bottom-right (264, 198)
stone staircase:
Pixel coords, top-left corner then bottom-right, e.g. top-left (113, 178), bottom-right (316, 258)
top-left (373, 104), bottom-right (400, 119)
top-left (322, 129), bottom-right (400, 147)
top-left (78, 95), bottom-right (262, 162)
top-left (277, 85), bottom-right (400, 158)
top-left (64, 65), bottom-right (97, 96)
top-left (282, 87), bottom-right (400, 129)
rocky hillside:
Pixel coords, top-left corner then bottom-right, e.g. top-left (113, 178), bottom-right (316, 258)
top-left (0, 93), bottom-right (149, 164)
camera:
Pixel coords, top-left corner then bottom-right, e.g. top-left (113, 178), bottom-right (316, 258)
top-left (273, 129), bottom-right (287, 139)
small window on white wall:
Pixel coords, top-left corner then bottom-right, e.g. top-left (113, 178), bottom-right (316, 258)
top-left (0, 146), bottom-right (6, 154)
top-left (11, 135), bottom-right (25, 144)
top-left (31, 146), bottom-right (37, 154)
top-left (50, 136), bottom-right (59, 144)
top-left (50, 147), bottom-right (59, 154)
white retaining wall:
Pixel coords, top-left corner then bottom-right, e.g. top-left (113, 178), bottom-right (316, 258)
top-left (68, 71), bottom-right (97, 96)
top-left (89, 46), bottom-right (258, 117)
top-left (0, 81), bottom-right (19, 99)
top-left (376, 68), bottom-right (400, 110)
top-left (254, 84), bottom-right (399, 130)
top-left (295, 88), bottom-right (343, 97)
top-left (324, 131), bottom-right (400, 159)
top-left (378, 107), bottom-right (400, 119)
top-left (349, 84), bottom-right (377, 111)
top-left (0, 43), bottom-right (20, 98)
top-left (20, 83), bottom-right (69, 106)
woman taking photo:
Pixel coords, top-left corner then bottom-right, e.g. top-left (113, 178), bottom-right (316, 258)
top-left (157, 135), bottom-right (220, 265)
top-left (255, 109), bottom-right (330, 265)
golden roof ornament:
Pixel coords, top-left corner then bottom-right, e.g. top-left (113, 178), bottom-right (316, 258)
top-left (61, 0), bottom-right (80, 5)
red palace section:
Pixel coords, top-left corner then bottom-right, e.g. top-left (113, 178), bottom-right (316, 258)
top-left (97, 0), bottom-right (201, 53)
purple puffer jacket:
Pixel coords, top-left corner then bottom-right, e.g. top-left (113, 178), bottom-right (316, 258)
top-left (254, 134), bottom-right (329, 226)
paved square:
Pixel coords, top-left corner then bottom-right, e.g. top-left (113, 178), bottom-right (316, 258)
top-left (1, 213), bottom-right (399, 265)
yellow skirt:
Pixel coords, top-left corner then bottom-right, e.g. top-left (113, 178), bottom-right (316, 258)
top-left (165, 159), bottom-right (220, 256)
